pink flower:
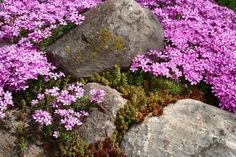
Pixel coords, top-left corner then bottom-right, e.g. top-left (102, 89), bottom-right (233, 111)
top-left (89, 89), bottom-right (106, 104)
top-left (53, 131), bottom-right (60, 138)
top-left (31, 99), bottom-right (39, 106)
top-left (32, 110), bottom-right (52, 126)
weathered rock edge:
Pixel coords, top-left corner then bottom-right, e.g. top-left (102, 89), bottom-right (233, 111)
top-left (121, 99), bottom-right (236, 157)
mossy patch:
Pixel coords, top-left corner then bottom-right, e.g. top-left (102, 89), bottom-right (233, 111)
top-left (77, 27), bottom-right (127, 63)
top-left (64, 45), bottom-right (72, 53)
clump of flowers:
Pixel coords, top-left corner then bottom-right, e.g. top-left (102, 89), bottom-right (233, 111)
top-left (0, 44), bottom-right (54, 91)
top-left (132, 0), bottom-right (236, 113)
top-left (0, 0), bottom-right (102, 43)
top-left (32, 110), bottom-right (52, 126)
top-left (31, 82), bottom-right (105, 136)
top-left (0, 87), bottom-right (13, 119)
top-left (0, 0), bottom-right (103, 91)
top-left (89, 89), bottom-right (106, 104)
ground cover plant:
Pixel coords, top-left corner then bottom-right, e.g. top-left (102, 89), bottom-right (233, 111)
top-left (133, 0), bottom-right (236, 112)
top-left (0, 0), bottom-right (235, 156)
top-left (0, 0), bottom-right (104, 117)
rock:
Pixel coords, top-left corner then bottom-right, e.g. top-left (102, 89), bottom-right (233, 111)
top-left (24, 144), bottom-right (46, 157)
top-left (121, 99), bottom-right (236, 157)
top-left (76, 83), bottom-right (127, 144)
top-left (46, 0), bottom-right (164, 78)
top-left (1, 109), bottom-right (30, 135)
top-left (0, 110), bottom-right (47, 157)
top-left (0, 130), bottom-right (17, 157)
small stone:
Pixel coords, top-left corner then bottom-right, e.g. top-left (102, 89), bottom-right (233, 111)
top-left (76, 83), bottom-right (127, 144)
top-left (0, 130), bottom-right (17, 157)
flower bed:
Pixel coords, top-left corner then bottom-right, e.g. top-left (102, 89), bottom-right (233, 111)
top-left (132, 0), bottom-right (236, 112)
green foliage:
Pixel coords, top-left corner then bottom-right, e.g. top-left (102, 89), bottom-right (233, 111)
top-left (13, 75), bottom-right (71, 107)
top-left (217, 0), bottom-right (236, 10)
top-left (59, 136), bottom-right (127, 157)
top-left (60, 136), bottom-right (91, 157)
top-left (15, 124), bottom-right (28, 157)
top-left (40, 23), bottom-right (76, 50)
top-left (81, 65), bottom-right (183, 94)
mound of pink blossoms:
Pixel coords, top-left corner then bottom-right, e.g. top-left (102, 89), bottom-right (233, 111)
top-left (0, 0), bottom-right (102, 116)
top-left (0, 0), bottom-right (102, 43)
top-left (0, 0), bottom-right (103, 90)
top-left (132, 0), bottom-right (236, 112)
top-left (0, 44), bottom-right (52, 91)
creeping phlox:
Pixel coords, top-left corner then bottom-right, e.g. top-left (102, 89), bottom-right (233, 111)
top-left (0, 87), bottom-right (13, 119)
top-left (0, 0), bottom-right (102, 118)
top-left (32, 82), bottom-right (106, 137)
top-left (133, 0), bottom-right (236, 112)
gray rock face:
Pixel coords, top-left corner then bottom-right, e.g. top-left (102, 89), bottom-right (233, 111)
top-left (0, 110), bottom-right (46, 157)
top-left (24, 144), bottom-right (46, 157)
top-left (46, 0), bottom-right (164, 78)
top-left (0, 130), bottom-right (45, 157)
top-left (0, 130), bottom-right (16, 157)
top-left (77, 83), bottom-right (127, 144)
top-left (121, 99), bottom-right (236, 157)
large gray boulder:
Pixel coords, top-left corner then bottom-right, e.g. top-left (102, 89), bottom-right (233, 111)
top-left (77, 83), bottom-right (127, 144)
top-left (47, 0), bottom-right (164, 78)
top-left (121, 99), bottom-right (236, 157)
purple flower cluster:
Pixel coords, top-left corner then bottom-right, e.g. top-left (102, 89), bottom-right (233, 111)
top-left (55, 109), bottom-right (86, 131)
top-left (32, 110), bottom-right (52, 126)
top-left (132, 0), bottom-right (236, 112)
top-left (0, 0), bottom-right (102, 43)
top-left (89, 89), bottom-right (106, 104)
top-left (0, 87), bottom-right (13, 119)
top-left (0, 44), bottom-right (53, 91)
top-left (0, 0), bottom-right (102, 118)
top-left (32, 82), bottom-right (105, 134)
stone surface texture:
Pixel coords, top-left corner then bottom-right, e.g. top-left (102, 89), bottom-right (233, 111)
top-left (121, 99), bottom-right (236, 157)
top-left (0, 110), bottom-right (46, 157)
top-left (46, 0), bottom-right (164, 78)
top-left (0, 130), bottom-right (16, 157)
top-left (76, 82), bottom-right (127, 144)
